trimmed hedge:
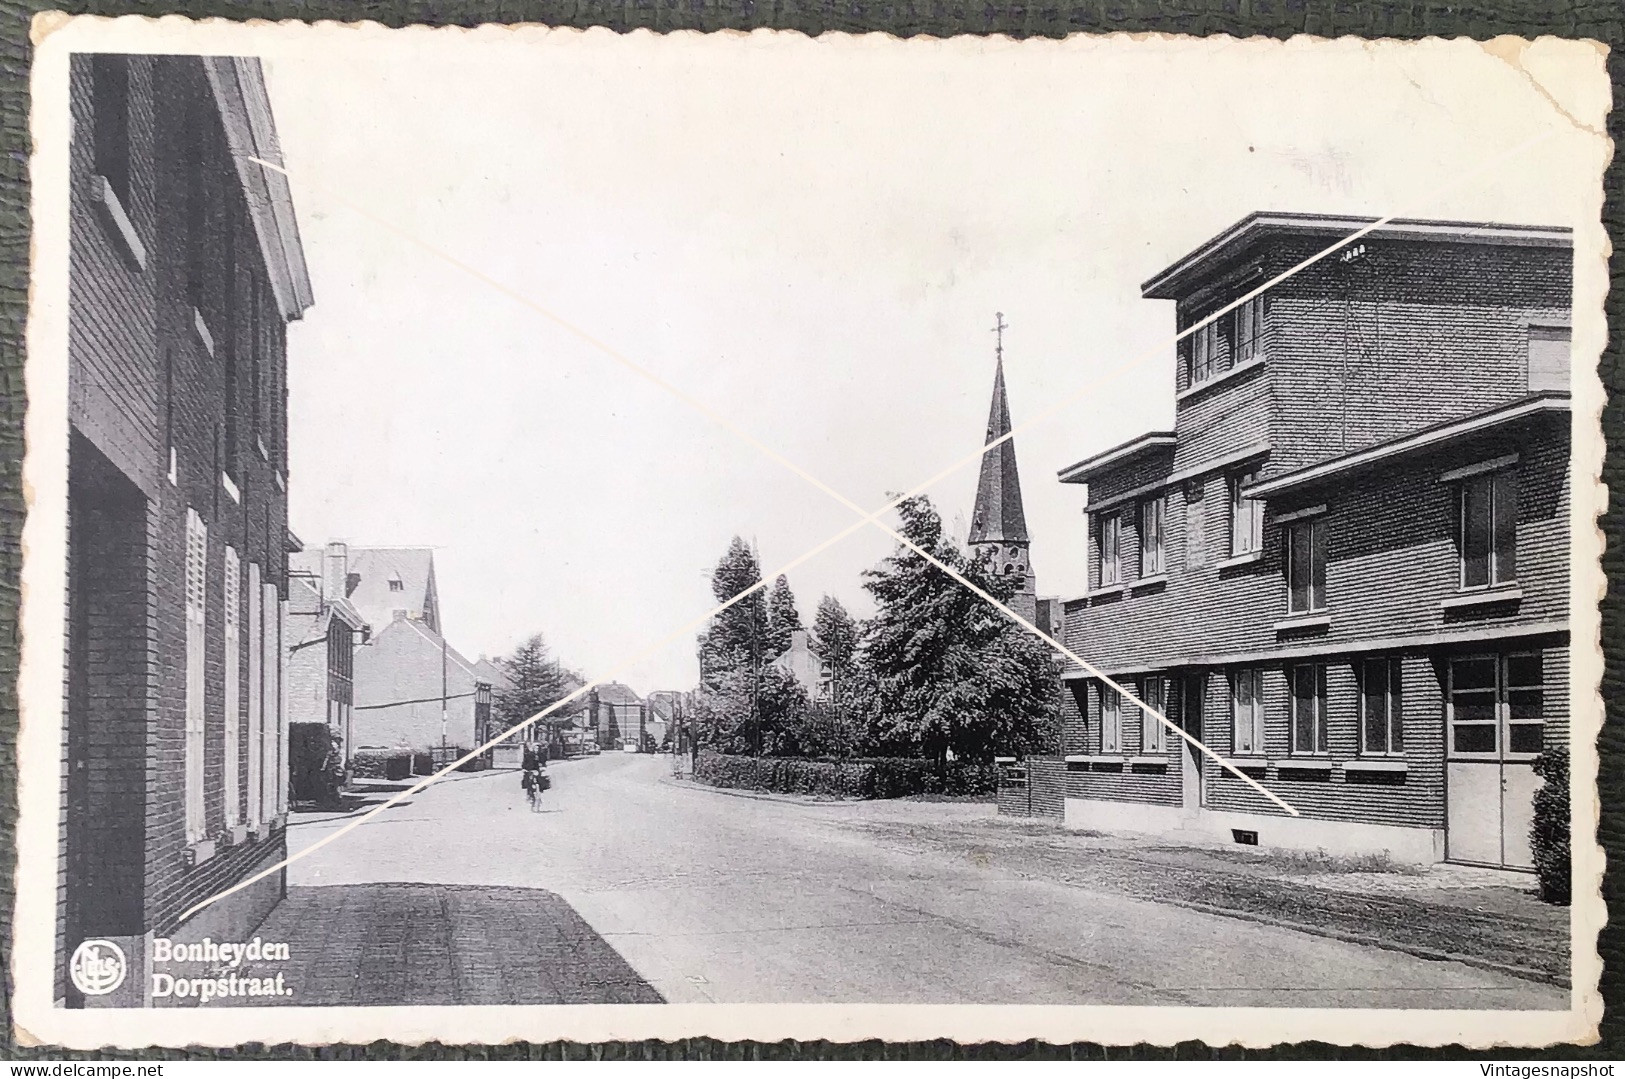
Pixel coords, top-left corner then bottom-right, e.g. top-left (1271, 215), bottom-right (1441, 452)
top-left (693, 752), bottom-right (998, 799)
top-left (1531, 745), bottom-right (1570, 905)
top-left (351, 748), bottom-right (412, 781)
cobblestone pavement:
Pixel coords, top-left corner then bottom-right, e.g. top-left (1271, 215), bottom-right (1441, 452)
top-left (229, 882), bottom-right (661, 1006)
top-left (280, 753), bottom-right (1566, 1009)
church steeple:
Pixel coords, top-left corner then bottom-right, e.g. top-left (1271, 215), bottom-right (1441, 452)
top-left (969, 314), bottom-right (1036, 618)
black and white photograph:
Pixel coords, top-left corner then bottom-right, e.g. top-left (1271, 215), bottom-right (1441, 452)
top-left (13, 15), bottom-right (1609, 1049)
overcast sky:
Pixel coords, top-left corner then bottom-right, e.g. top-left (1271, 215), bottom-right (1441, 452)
top-left (256, 30), bottom-right (1599, 693)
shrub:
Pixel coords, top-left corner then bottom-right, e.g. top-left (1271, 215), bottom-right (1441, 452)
top-left (1531, 745), bottom-right (1570, 905)
top-left (288, 722), bottom-right (346, 806)
top-left (351, 748), bottom-right (412, 781)
top-left (692, 752), bottom-right (999, 800)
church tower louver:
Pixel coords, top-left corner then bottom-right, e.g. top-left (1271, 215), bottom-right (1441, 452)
top-left (968, 313), bottom-right (1038, 624)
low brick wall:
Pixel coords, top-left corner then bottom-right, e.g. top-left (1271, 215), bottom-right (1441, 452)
top-left (996, 757), bottom-right (1065, 820)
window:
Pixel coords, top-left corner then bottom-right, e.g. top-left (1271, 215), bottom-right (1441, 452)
top-left (1360, 657), bottom-right (1403, 756)
top-left (1231, 669), bottom-right (1264, 755)
top-left (388, 577), bottom-right (405, 593)
top-left (1140, 497), bottom-right (1166, 577)
top-left (1232, 296), bottom-right (1267, 365)
top-left (1285, 517), bottom-right (1327, 613)
top-left (1527, 325), bottom-right (1570, 393)
top-left (1459, 470), bottom-right (1517, 588)
top-left (1184, 480), bottom-right (1207, 569)
top-left (184, 509), bottom-right (208, 844)
top-left (1141, 676), bottom-right (1168, 754)
top-left (223, 546), bottom-right (242, 828)
top-left (90, 55), bottom-right (131, 209)
top-left (1189, 321), bottom-right (1219, 386)
top-left (1101, 685), bottom-right (1122, 755)
top-left (1448, 653), bottom-right (1543, 759)
top-left (1229, 471), bottom-right (1263, 556)
top-left (1289, 664), bottom-right (1328, 755)
top-left (1098, 513), bottom-right (1122, 587)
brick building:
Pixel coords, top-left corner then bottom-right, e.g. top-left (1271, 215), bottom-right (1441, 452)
top-left (285, 541), bottom-right (370, 778)
top-left (60, 55), bottom-right (312, 1004)
top-left (1010, 213), bottom-right (1571, 869)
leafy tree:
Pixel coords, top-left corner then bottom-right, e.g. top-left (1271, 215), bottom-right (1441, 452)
top-left (812, 594), bottom-right (859, 673)
top-left (692, 664), bottom-right (809, 756)
top-left (699, 536), bottom-right (769, 689)
top-left (860, 496), bottom-right (1058, 764)
top-left (494, 632), bottom-right (571, 737)
top-left (765, 575), bottom-right (802, 657)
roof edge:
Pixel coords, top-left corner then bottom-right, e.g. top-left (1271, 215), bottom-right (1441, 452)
top-left (1142, 212), bottom-right (1574, 301)
top-left (1058, 432), bottom-right (1176, 485)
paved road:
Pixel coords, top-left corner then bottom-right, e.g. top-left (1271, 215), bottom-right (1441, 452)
top-left (287, 753), bottom-right (1564, 1008)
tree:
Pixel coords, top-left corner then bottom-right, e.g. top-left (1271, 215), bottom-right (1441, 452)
top-left (494, 632), bottom-right (570, 738)
top-left (699, 537), bottom-right (769, 689)
top-left (812, 594), bottom-right (859, 673)
top-left (812, 595), bottom-right (863, 757)
top-left (860, 496), bottom-right (1058, 764)
top-left (765, 575), bottom-right (802, 657)
top-left (692, 664), bottom-right (810, 757)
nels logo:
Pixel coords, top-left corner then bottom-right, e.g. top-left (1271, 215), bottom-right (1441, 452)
top-left (69, 938), bottom-right (127, 997)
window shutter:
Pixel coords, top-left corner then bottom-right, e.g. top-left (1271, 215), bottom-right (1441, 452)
top-left (1185, 482), bottom-right (1207, 569)
top-left (183, 510), bottom-right (208, 844)
top-left (1527, 326), bottom-right (1569, 393)
top-left (223, 547), bottom-right (241, 828)
top-left (246, 563), bottom-right (263, 827)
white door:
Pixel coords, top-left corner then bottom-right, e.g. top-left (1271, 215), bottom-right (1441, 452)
top-left (1446, 653), bottom-right (1545, 870)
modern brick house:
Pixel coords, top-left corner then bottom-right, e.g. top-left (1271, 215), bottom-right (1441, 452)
top-left (60, 54), bottom-right (312, 1004)
top-left (1011, 213), bottom-right (1571, 870)
top-left (285, 541), bottom-right (370, 778)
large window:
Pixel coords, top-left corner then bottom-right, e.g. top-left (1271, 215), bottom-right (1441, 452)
top-left (91, 55), bottom-right (131, 209)
top-left (1448, 653), bottom-right (1544, 759)
top-left (1141, 676), bottom-right (1168, 754)
top-left (1360, 657), bottom-right (1403, 756)
top-left (1231, 669), bottom-right (1264, 756)
top-left (1101, 685), bottom-right (1122, 754)
top-left (1140, 497), bottom-right (1166, 577)
top-left (1289, 664), bottom-right (1328, 755)
top-left (1098, 513), bottom-right (1122, 587)
top-left (1285, 517), bottom-right (1327, 613)
top-left (184, 508), bottom-right (208, 844)
top-left (1459, 470), bottom-right (1517, 588)
top-left (1230, 471), bottom-right (1263, 556)
top-left (1233, 296), bottom-right (1266, 365)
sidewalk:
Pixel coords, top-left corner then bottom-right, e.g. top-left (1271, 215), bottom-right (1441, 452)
top-left (840, 812), bottom-right (1570, 986)
top-left (224, 883), bottom-right (664, 1006)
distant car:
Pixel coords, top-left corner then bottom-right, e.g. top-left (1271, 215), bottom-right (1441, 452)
top-left (621, 742), bottom-right (638, 753)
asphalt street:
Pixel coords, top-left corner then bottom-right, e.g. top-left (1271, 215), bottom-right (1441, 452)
top-left (286, 752), bottom-right (1566, 1008)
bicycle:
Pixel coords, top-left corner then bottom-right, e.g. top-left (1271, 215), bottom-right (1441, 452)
top-left (522, 768), bottom-right (541, 812)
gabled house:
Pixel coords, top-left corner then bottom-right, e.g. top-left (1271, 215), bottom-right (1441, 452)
top-left (1020, 212), bottom-right (1572, 870)
top-left (288, 544), bottom-right (441, 636)
top-left (285, 541), bottom-right (370, 777)
top-left (769, 630), bottom-right (833, 702)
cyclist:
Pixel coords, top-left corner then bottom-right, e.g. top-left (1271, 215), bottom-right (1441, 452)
top-left (520, 743), bottom-right (542, 808)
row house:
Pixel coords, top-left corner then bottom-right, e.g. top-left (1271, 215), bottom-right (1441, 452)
top-left (60, 54), bottom-right (313, 1004)
top-left (285, 540), bottom-right (370, 781)
top-left (1025, 212), bottom-right (1571, 870)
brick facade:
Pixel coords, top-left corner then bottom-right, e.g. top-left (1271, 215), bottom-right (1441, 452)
top-left (59, 55), bottom-right (312, 1004)
top-left (1040, 213), bottom-right (1573, 868)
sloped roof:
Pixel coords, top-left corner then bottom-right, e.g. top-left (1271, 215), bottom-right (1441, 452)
top-left (471, 657), bottom-right (512, 691)
top-left (968, 357), bottom-right (1030, 545)
top-left (289, 546), bottom-right (440, 636)
top-left (645, 691), bottom-right (681, 721)
top-left (594, 681), bottom-right (642, 707)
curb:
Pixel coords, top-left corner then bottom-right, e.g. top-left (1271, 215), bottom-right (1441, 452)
top-left (659, 775), bottom-right (852, 807)
top-left (1160, 896), bottom-right (1566, 989)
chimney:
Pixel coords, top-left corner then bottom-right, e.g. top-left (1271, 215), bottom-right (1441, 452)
top-left (791, 628), bottom-right (808, 653)
top-left (323, 542), bottom-right (348, 607)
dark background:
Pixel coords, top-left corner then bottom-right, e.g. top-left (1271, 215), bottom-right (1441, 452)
top-left (1, 0), bottom-right (1620, 1062)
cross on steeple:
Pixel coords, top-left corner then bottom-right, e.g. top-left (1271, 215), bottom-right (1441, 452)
top-left (992, 311), bottom-right (1007, 364)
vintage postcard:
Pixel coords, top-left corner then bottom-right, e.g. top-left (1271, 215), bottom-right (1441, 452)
top-left (14, 12), bottom-right (1610, 1050)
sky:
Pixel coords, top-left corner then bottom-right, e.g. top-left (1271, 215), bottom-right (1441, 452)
top-left (256, 29), bottom-right (1602, 693)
